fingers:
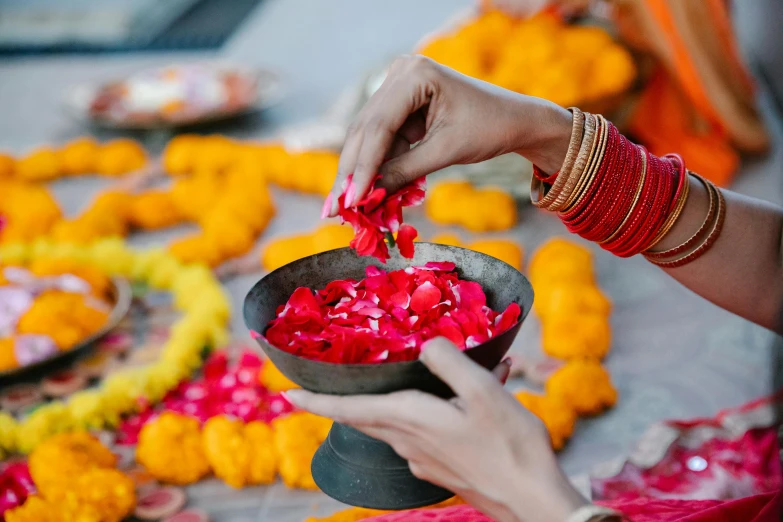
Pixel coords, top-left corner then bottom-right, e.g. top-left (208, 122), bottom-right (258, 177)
top-left (491, 358), bottom-right (512, 385)
top-left (376, 133), bottom-right (448, 194)
top-left (283, 388), bottom-right (449, 429)
top-left (419, 337), bottom-right (500, 403)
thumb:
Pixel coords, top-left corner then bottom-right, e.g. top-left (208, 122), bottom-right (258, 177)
top-left (419, 337), bottom-right (499, 400)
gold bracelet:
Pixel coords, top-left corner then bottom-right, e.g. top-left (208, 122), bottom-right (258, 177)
top-left (644, 173), bottom-right (715, 260)
top-left (548, 112), bottom-right (597, 211)
top-left (531, 108), bottom-right (585, 208)
top-left (643, 170), bottom-right (691, 252)
top-left (599, 146), bottom-right (647, 244)
top-left (561, 114), bottom-right (608, 213)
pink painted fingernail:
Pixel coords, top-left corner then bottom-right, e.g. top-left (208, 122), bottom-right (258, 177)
top-left (344, 181), bottom-right (356, 208)
top-left (321, 194), bottom-right (333, 219)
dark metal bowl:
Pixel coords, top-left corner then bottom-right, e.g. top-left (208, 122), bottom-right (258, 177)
top-left (243, 243), bottom-right (534, 510)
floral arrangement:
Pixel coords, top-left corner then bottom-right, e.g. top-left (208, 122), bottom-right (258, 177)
top-left (262, 262), bottom-right (522, 363)
top-left (5, 432), bottom-right (135, 522)
top-left (426, 181), bottom-right (517, 232)
top-left (0, 259), bottom-right (113, 372)
top-left (0, 137), bottom-right (146, 182)
top-left (0, 238), bottom-right (230, 455)
top-left (418, 10), bottom-right (636, 108)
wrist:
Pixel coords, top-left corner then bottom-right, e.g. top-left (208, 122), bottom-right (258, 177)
top-left (514, 101), bottom-right (573, 175)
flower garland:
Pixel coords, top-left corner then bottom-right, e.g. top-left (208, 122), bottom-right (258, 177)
top-left (418, 10), bottom-right (636, 108)
top-left (426, 181), bottom-right (518, 232)
top-left (5, 432), bottom-right (136, 522)
top-left (0, 237), bottom-right (230, 455)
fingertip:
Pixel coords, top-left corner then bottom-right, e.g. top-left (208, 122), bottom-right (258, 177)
top-left (281, 388), bottom-right (307, 407)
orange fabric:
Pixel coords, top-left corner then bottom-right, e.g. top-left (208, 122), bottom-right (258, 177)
top-left (620, 0), bottom-right (768, 186)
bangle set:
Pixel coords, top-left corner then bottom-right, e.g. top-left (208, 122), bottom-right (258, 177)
top-left (531, 109), bottom-right (725, 267)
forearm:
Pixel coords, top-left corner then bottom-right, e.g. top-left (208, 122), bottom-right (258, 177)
top-left (523, 103), bottom-right (783, 333)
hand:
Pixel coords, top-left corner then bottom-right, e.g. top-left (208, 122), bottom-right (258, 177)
top-left (487, 0), bottom-right (592, 18)
top-left (325, 55), bottom-right (573, 215)
top-left (284, 338), bottom-right (588, 522)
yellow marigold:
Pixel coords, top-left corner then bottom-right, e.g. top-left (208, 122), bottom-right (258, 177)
top-left (202, 212), bottom-right (256, 261)
top-left (4, 496), bottom-right (60, 522)
top-left (14, 148), bottom-right (61, 182)
top-left (286, 150), bottom-right (340, 195)
top-left (0, 242), bottom-right (30, 265)
top-left (252, 143), bottom-right (292, 184)
top-left (191, 135), bottom-right (238, 173)
top-left (87, 237), bottom-right (135, 276)
top-left (259, 360), bottom-right (299, 392)
top-left (545, 360), bottom-right (617, 416)
top-left (0, 337), bottom-right (18, 371)
top-left (0, 153), bottom-right (15, 178)
top-left (169, 234), bottom-right (223, 267)
top-left (170, 172), bottom-right (222, 220)
top-left (67, 389), bottom-right (118, 430)
top-left (262, 224), bottom-right (353, 272)
top-left (528, 238), bottom-right (593, 286)
top-left (514, 391), bottom-right (576, 450)
top-left (418, 35), bottom-right (485, 79)
top-left (29, 431), bottom-right (117, 496)
top-left (202, 416), bottom-right (277, 488)
top-left (453, 10), bottom-right (515, 70)
top-left (541, 313), bottom-right (611, 360)
top-left (163, 134), bottom-right (202, 175)
top-left (46, 467), bottom-right (136, 522)
top-left (58, 137), bottom-right (100, 175)
top-left (535, 284), bottom-right (611, 322)
top-left (95, 138), bottom-right (146, 176)
top-left (272, 412), bottom-right (332, 489)
top-left (136, 412), bottom-right (210, 485)
top-left (15, 402), bottom-right (74, 454)
top-left (468, 239), bottom-right (523, 270)
top-left (588, 45), bottom-right (637, 101)
top-left (426, 181), bottom-right (516, 232)
top-left (128, 190), bottom-right (183, 230)
top-left (0, 411), bottom-right (18, 457)
top-left (28, 258), bottom-right (111, 298)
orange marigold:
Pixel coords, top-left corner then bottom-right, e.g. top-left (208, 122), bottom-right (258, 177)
top-left (535, 284), bottom-right (611, 321)
top-left (426, 181), bottom-right (516, 232)
top-left (163, 134), bottom-right (201, 175)
top-left (468, 239), bottom-right (523, 270)
top-left (259, 360), bottom-right (299, 393)
top-left (202, 416), bottom-right (277, 488)
top-left (16, 291), bottom-right (108, 350)
top-left (58, 137), bottom-right (100, 175)
top-left (45, 467), bottom-right (136, 522)
top-left (28, 431), bottom-right (117, 497)
top-left (272, 412), bottom-right (332, 489)
top-left (0, 337), bottom-right (18, 371)
top-left (545, 360), bottom-right (617, 416)
top-left (14, 148), bottom-right (61, 182)
top-left (128, 190), bottom-right (184, 230)
top-left (541, 313), bottom-right (611, 361)
top-left (28, 258), bottom-right (112, 298)
top-left (136, 412), bottom-right (210, 485)
top-left (0, 153), bottom-right (15, 178)
top-left (514, 391), bottom-right (577, 450)
top-left (95, 138), bottom-right (146, 176)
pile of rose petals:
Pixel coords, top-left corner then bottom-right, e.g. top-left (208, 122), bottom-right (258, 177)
top-left (116, 350), bottom-right (294, 445)
top-left (263, 262), bottom-right (522, 364)
top-left (0, 462), bottom-right (35, 520)
top-left (337, 175), bottom-right (424, 262)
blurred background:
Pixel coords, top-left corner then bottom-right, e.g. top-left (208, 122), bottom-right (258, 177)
top-left (1, 1), bottom-right (782, 521)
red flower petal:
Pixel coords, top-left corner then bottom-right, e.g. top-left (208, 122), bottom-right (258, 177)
top-left (410, 281), bottom-right (441, 314)
top-left (396, 224), bottom-right (417, 259)
top-left (421, 261), bottom-right (456, 272)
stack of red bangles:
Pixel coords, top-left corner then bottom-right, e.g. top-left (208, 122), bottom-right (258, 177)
top-left (531, 108), bottom-right (726, 268)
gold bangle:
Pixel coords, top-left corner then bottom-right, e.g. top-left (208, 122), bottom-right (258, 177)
top-left (599, 146), bottom-right (647, 244)
top-left (643, 170), bottom-right (691, 251)
top-left (531, 108), bottom-right (585, 208)
top-left (644, 173), bottom-right (715, 259)
top-left (548, 112), bottom-right (597, 211)
top-left (561, 114), bottom-right (608, 213)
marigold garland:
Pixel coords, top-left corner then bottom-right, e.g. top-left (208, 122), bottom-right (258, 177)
top-left (418, 10), bottom-right (636, 107)
top-left (261, 224), bottom-right (355, 271)
top-left (7, 432), bottom-right (136, 522)
top-left (0, 237), bottom-right (230, 455)
top-left (430, 233), bottom-right (523, 270)
top-left (426, 181), bottom-right (517, 232)
top-left (136, 412), bottom-right (211, 485)
top-left (202, 415), bottom-right (277, 488)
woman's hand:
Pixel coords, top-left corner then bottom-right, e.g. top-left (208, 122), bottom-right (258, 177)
top-left (325, 55), bottom-right (573, 215)
top-left (284, 338), bottom-right (588, 522)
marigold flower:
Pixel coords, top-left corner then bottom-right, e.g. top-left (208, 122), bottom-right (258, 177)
top-left (0, 337), bottom-right (18, 371)
top-left (128, 190), bottom-right (184, 230)
top-left (46, 467), bottom-right (136, 522)
top-left (95, 138), bottom-right (146, 176)
top-left (28, 258), bottom-right (111, 298)
top-left (14, 148), bottom-right (61, 182)
top-left (0, 153), bottom-right (15, 178)
top-left (58, 137), bottom-right (100, 175)
top-left (272, 412), bottom-right (332, 489)
top-left (545, 360), bottom-right (617, 416)
top-left (4, 496), bottom-right (60, 522)
top-left (136, 412), bottom-right (210, 485)
top-left (541, 313), bottom-right (611, 360)
top-left (202, 416), bottom-right (277, 488)
top-left (514, 391), bottom-right (576, 450)
top-left (304, 497), bottom-right (464, 522)
top-left (426, 181), bottom-right (516, 232)
top-left (169, 234), bottom-right (223, 267)
top-left (28, 431), bottom-right (117, 496)
top-left (0, 411), bottom-right (18, 457)
top-left (467, 239), bottom-right (523, 270)
top-left (16, 290), bottom-right (108, 350)
top-left (259, 360), bottom-right (299, 392)
top-left (170, 172), bottom-right (222, 220)
top-left (262, 224), bottom-right (354, 272)
top-left (535, 284), bottom-right (611, 322)
top-left (163, 134), bottom-right (201, 175)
